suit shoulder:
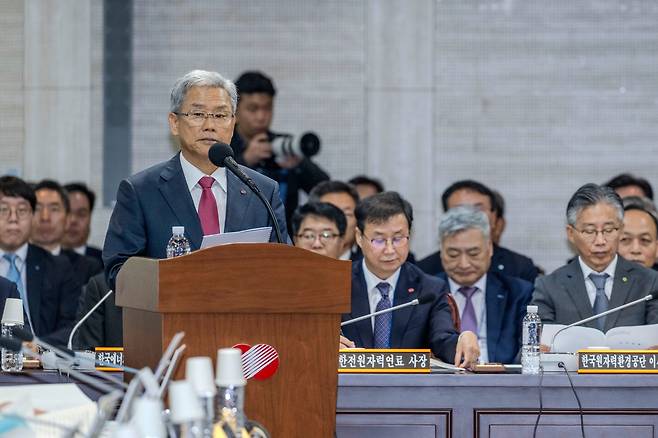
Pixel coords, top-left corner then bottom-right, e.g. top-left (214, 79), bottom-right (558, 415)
top-left (240, 165), bottom-right (279, 190)
top-left (496, 245), bottom-right (535, 265)
top-left (407, 262), bottom-right (447, 291)
top-left (492, 272), bottom-right (533, 297)
top-left (127, 159), bottom-right (171, 187)
top-left (417, 251), bottom-right (442, 275)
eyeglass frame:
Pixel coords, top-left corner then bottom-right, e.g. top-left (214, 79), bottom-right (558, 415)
top-left (362, 233), bottom-right (410, 250)
top-left (570, 225), bottom-right (621, 242)
top-left (173, 110), bottom-right (235, 126)
top-left (296, 230), bottom-right (341, 244)
top-left (0, 205), bottom-right (33, 221)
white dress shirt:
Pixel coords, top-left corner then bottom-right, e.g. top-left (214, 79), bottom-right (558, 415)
top-left (578, 255), bottom-right (617, 307)
top-left (179, 152), bottom-right (228, 233)
top-left (448, 274), bottom-right (489, 363)
top-left (74, 245), bottom-right (87, 256)
top-left (361, 259), bottom-right (402, 332)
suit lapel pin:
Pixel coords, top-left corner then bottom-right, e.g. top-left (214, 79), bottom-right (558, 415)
top-left (240, 188), bottom-right (247, 195)
top-left (408, 288), bottom-right (415, 294)
top-left (497, 264), bottom-right (504, 270)
top-left (622, 276), bottom-right (628, 283)
top-left (497, 294), bottom-right (504, 299)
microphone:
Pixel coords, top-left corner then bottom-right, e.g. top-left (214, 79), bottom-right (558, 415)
top-left (67, 288), bottom-right (114, 350)
top-left (209, 142), bottom-right (284, 243)
top-left (341, 292), bottom-right (437, 327)
top-left (548, 293), bottom-right (655, 351)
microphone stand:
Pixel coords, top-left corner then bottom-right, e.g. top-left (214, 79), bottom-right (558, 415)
top-left (549, 294), bottom-right (655, 351)
top-left (67, 289), bottom-right (114, 350)
top-left (341, 299), bottom-right (421, 327)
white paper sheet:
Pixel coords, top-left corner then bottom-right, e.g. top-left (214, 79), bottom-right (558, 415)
top-left (542, 323), bottom-right (658, 352)
top-left (200, 226), bottom-right (272, 249)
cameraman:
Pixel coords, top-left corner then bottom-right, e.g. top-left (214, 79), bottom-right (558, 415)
top-left (230, 71), bottom-right (330, 229)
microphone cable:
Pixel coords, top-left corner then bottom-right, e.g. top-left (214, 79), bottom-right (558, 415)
top-left (532, 366), bottom-right (545, 438)
top-left (558, 361), bottom-right (586, 438)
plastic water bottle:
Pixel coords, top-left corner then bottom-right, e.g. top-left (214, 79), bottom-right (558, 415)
top-left (1, 298), bottom-right (24, 372)
top-left (522, 305), bottom-right (542, 375)
top-left (214, 349), bottom-right (247, 436)
top-left (1, 322), bottom-right (24, 372)
top-left (166, 226), bottom-right (191, 258)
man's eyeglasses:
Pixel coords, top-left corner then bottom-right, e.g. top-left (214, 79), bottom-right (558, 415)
top-left (363, 234), bottom-right (410, 250)
top-left (296, 231), bottom-right (340, 244)
top-left (0, 205), bottom-right (32, 220)
top-left (174, 111), bottom-right (234, 126)
top-left (573, 226), bottom-right (620, 243)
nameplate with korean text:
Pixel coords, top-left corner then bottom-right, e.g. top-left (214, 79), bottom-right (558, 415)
top-left (578, 349), bottom-right (658, 374)
top-left (338, 349), bottom-right (430, 373)
top-left (95, 347), bottom-right (124, 371)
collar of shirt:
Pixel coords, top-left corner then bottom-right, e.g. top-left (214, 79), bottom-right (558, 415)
top-left (50, 245), bottom-right (62, 256)
top-left (447, 273), bottom-right (487, 296)
top-left (179, 151), bottom-right (227, 194)
top-left (578, 254), bottom-right (618, 281)
top-left (0, 242), bottom-right (29, 272)
top-left (362, 259), bottom-right (402, 331)
top-left (74, 245), bottom-right (86, 256)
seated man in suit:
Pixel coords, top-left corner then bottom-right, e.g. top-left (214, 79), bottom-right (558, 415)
top-left (348, 175), bottom-right (384, 200)
top-left (104, 69), bottom-right (288, 289)
top-left (0, 276), bottom-right (20, 315)
top-left (339, 191), bottom-right (480, 367)
top-left (72, 273), bottom-right (122, 350)
top-left (62, 182), bottom-right (103, 263)
top-left (418, 180), bottom-right (539, 283)
top-left (436, 206), bottom-right (533, 364)
top-left (291, 202), bottom-right (346, 259)
top-left (31, 179), bottom-right (102, 286)
top-left (617, 196), bottom-right (658, 270)
top-left (0, 176), bottom-right (80, 345)
top-left (605, 173), bottom-right (653, 200)
top-left (532, 184), bottom-right (658, 336)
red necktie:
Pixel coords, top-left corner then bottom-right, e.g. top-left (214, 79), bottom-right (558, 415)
top-left (198, 176), bottom-right (219, 235)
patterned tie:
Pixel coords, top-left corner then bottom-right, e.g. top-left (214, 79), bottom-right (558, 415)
top-left (373, 282), bottom-right (392, 348)
top-left (589, 273), bottom-right (610, 331)
top-left (3, 253), bottom-right (33, 332)
top-left (458, 286), bottom-right (478, 334)
top-left (198, 176), bottom-right (219, 235)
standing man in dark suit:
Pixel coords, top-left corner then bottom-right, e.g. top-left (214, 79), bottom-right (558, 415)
top-left (532, 184), bottom-right (658, 333)
top-left (418, 180), bottom-right (539, 283)
top-left (104, 69), bottom-right (288, 288)
top-left (436, 206), bottom-right (532, 364)
top-left (0, 176), bottom-right (81, 346)
top-left (62, 182), bottom-right (103, 263)
top-left (0, 276), bottom-right (20, 316)
top-left (339, 192), bottom-right (480, 367)
top-left (230, 71), bottom-right (329, 232)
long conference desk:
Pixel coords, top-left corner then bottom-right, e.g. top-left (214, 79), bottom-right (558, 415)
top-left (3, 371), bottom-right (658, 437)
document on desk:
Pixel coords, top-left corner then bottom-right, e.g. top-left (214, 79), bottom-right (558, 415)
top-left (200, 226), bottom-right (272, 249)
top-left (542, 323), bottom-right (658, 351)
top-left (430, 358), bottom-right (465, 373)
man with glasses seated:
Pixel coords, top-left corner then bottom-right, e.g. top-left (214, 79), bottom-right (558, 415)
top-left (103, 69), bottom-right (288, 290)
top-left (291, 202), bottom-right (346, 259)
top-left (339, 191), bottom-right (480, 368)
top-left (532, 184), bottom-right (658, 335)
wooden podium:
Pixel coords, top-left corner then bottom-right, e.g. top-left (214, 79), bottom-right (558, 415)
top-left (115, 243), bottom-right (351, 436)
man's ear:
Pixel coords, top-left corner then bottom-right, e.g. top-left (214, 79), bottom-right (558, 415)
top-left (566, 224), bottom-right (575, 246)
top-left (168, 112), bottom-right (179, 136)
top-left (355, 228), bottom-right (364, 249)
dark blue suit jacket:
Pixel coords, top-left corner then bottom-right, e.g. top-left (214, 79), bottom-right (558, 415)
top-left (25, 244), bottom-right (82, 345)
top-left (103, 153), bottom-right (289, 288)
top-left (438, 272), bottom-right (533, 364)
top-left (418, 244), bottom-right (539, 284)
top-left (0, 276), bottom-right (20, 317)
top-left (342, 261), bottom-right (459, 362)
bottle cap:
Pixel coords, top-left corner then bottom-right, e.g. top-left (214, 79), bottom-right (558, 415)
top-left (1, 298), bottom-right (24, 325)
top-left (215, 348), bottom-right (247, 387)
top-left (172, 226), bottom-right (185, 236)
top-left (168, 380), bottom-right (203, 424)
top-left (527, 305), bottom-right (538, 313)
top-left (132, 397), bottom-right (166, 437)
top-left (186, 356), bottom-right (217, 396)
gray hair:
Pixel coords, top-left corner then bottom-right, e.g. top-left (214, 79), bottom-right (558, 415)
top-left (438, 205), bottom-right (490, 244)
top-left (566, 183), bottom-right (624, 226)
top-left (169, 69), bottom-right (238, 114)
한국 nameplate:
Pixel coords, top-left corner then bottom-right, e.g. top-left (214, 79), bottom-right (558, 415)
top-left (95, 347), bottom-right (124, 371)
top-left (578, 349), bottom-right (658, 374)
top-left (338, 349), bottom-right (430, 373)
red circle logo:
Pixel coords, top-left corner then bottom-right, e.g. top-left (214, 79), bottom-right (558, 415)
top-left (232, 343), bottom-right (279, 380)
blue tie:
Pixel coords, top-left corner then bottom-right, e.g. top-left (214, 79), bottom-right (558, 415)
top-left (3, 253), bottom-right (33, 331)
top-left (589, 273), bottom-right (609, 331)
top-left (373, 282), bottom-right (392, 348)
